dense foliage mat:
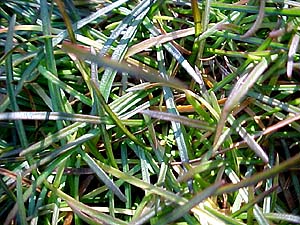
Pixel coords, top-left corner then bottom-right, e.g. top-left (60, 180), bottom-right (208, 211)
top-left (1, 0), bottom-right (300, 224)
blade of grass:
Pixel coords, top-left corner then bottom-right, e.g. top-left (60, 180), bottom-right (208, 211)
top-left (204, 205), bottom-right (246, 225)
top-left (140, 110), bottom-right (214, 131)
top-left (264, 213), bottom-right (300, 224)
top-left (125, 27), bottom-right (195, 58)
top-left (5, 14), bottom-right (28, 148)
top-left (213, 57), bottom-right (270, 152)
top-left (61, 41), bottom-right (187, 91)
top-left (52, 0), bottom-right (131, 46)
top-left (99, 0), bottom-right (152, 101)
top-left (24, 130), bottom-right (100, 175)
top-left (19, 122), bottom-right (87, 156)
top-left (0, 112), bottom-right (110, 124)
top-left (210, 2), bottom-right (300, 16)
top-left (90, 81), bottom-right (151, 150)
top-left (157, 45), bottom-right (191, 171)
top-left (156, 181), bottom-right (223, 224)
top-left (38, 65), bottom-right (92, 106)
top-left (97, 159), bottom-right (188, 204)
top-left (241, 0), bottom-right (266, 38)
top-left (79, 149), bottom-right (127, 202)
top-left (287, 33), bottom-right (300, 78)
top-left (41, 0), bottom-right (66, 115)
top-left (4, 146), bottom-right (77, 225)
top-left (43, 180), bottom-right (127, 225)
top-left (16, 172), bottom-right (28, 225)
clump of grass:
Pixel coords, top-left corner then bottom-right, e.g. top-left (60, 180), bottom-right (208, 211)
top-left (1, 0), bottom-right (300, 224)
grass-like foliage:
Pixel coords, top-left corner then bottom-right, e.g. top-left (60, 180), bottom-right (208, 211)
top-left (1, 0), bottom-right (300, 224)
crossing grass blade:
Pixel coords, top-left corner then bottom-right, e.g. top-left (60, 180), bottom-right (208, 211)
top-left (1, 1), bottom-right (300, 224)
top-left (61, 41), bottom-right (187, 91)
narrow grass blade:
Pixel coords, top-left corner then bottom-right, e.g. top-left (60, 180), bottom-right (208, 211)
top-left (16, 172), bottom-right (28, 225)
top-left (229, 114), bottom-right (269, 163)
top-left (214, 58), bottom-right (269, 148)
top-left (264, 213), bottom-right (300, 224)
top-left (143, 17), bottom-right (209, 100)
top-left (248, 91), bottom-right (300, 114)
top-left (216, 152), bottom-right (300, 195)
top-left (91, 81), bottom-right (151, 150)
top-left (19, 122), bottom-right (87, 156)
top-left (97, 160), bottom-right (188, 205)
top-left (141, 110), bottom-right (214, 131)
top-left (0, 112), bottom-right (109, 124)
top-left (44, 181), bottom-right (127, 225)
top-left (126, 27), bottom-right (194, 58)
top-left (156, 181), bottom-right (223, 224)
top-left (210, 2), bottom-right (300, 16)
top-left (177, 160), bottom-right (225, 183)
top-left (38, 65), bottom-right (92, 106)
top-left (281, 140), bottom-right (300, 207)
top-left (79, 150), bottom-right (127, 202)
top-left (40, 0), bottom-right (66, 115)
top-left (204, 205), bottom-right (246, 225)
top-left (99, 0), bottom-right (151, 101)
top-left (157, 46), bottom-right (190, 169)
top-left (24, 130), bottom-right (100, 175)
top-left (61, 41), bottom-right (187, 91)
top-left (5, 14), bottom-right (28, 147)
top-left (0, 49), bottom-right (44, 113)
top-left (52, 0), bottom-right (131, 46)
top-left (287, 33), bottom-right (300, 78)
top-left (4, 150), bottom-right (74, 225)
top-left (241, 0), bottom-right (266, 38)
top-left (223, 167), bottom-right (269, 224)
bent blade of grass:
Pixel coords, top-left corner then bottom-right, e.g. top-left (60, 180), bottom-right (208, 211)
top-left (61, 41), bottom-right (187, 91)
top-left (79, 149), bottom-right (127, 202)
top-left (213, 57), bottom-right (269, 148)
top-left (228, 114), bottom-right (269, 163)
top-left (143, 17), bottom-right (210, 100)
top-left (241, 0), bottom-right (266, 38)
top-left (125, 27), bottom-right (195, 58)
top-left (156, 181), bottom-right (223, 224)
top-left (186, 90), bottom-right (220, 121)
top-left (140, 110), bottom-right (214, 131)
top-left (177, 160), bottom-right (225, 183)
